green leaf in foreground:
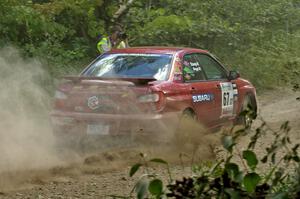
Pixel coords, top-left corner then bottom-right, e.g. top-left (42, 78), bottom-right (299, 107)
top-left (148, 179), bottom-right (163, 196)
top-left (149, 158), bottom-right (168, 164)
top-left (130, 163), bottom-right (143, 177)
top-left (135, 179), bottom-right (149, 199)
top-left (243, 173), bottom-right (261, 193)
top-left (225, 163), bottom-right (239, 180)
top-left (225, 188), bottom-right (241, 199)
top-left (271, 192), bottom-right (289, 199)
top-left (222, 135), bottom-right (235, 152)
top-left (243, 150), bottom-right (258, 171)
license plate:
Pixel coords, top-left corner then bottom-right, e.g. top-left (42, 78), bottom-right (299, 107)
top-left (87, 124), bottom-right (110, 135)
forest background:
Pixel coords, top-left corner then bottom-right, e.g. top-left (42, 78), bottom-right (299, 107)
top-left (1, 0), bottom-right (299, 91)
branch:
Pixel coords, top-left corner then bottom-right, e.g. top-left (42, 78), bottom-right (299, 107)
top-left (112, 0), bottom-right (135, 23)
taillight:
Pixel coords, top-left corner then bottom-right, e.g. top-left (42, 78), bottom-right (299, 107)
top-left (138, 92), bottom-right (166, 112)
top-left (54, 90), bottom-right (67, 100)
top-left (54, 90), bottom-right (67, 109)
top-left (138, 93), bottom-right (160, 103)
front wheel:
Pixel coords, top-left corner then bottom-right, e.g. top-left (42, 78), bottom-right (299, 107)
top-left (238, 95), bottom-right (257, 130)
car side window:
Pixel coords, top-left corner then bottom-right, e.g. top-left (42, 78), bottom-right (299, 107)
top-left (195, 54), bottom-right (227, 80)
top-left (182, 54), bottom-right (205, 82)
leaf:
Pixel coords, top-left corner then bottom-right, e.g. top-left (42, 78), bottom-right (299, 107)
top-left (271, 192), bottom-right (289, 199)
top-left (243, 150), bottom-right (258, 170)
top-left (225, 163), bottom-right (239, 180)
top-left (235, 171), bottom-right (244, 184)
top-left (135, 178), bottom-right (149, 199)
top-left (261, 155), bottom-right (268, 163)
top-left (149, 158), bottom-right (168, 165)
top-left (222, 135), bottom-right (235, 152)
top-left (129, 163), bottom-right (143, 177)
top-left (225, 188), bottom-right (241, 199)
top-left (292, 156), bottom-right (300, 162)
top-left (209, 160), bottom-right (224, 174)
top-left (292, 144), bottom-right (300, 153)
top-left (272, 169), bottom-right (284, 186)
top-left (148, 179), bottom-right (163, 196)
top-left (243, 173), bottom-right (261, 193)
top-left (271, 153), bottom-right (276, 164)
top-left (280, 121), bottom-right (289, 130)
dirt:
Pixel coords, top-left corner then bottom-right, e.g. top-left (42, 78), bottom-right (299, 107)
top-left (0, 88), bottom-right (299, 199)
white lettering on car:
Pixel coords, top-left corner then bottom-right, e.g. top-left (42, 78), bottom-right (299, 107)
top-left (190, 62), bottom-right (200, 67)
top-left (192, 67), bottom-right (202, 71)
top-left (192, 94), bottom-right (214, 102)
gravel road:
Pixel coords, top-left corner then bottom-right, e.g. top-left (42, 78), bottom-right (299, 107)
top-left (0, 89), bottom-right (299, 199)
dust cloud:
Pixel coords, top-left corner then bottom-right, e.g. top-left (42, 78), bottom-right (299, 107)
top-left (0, 47), bottom-right (66, 175)
top-left (0, 47), bottom-right (221, 192)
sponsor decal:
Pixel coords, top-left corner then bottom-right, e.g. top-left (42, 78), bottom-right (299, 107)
top-left (220, 82), bottom-right (238, 117)
top-left (174, 73), bottom-right (183, 81)
top-left (87, 96), bottom-right (100, 110)
top-left (175, 57), bottom-right (182, 62)
top-left (174, 62), bottom-right (182, 73)
top-left (184, 74), bottom-right (191, 80)
top-left (190, 62), bottom-right (200, 67)
top-left (192, 94), bottom-right (214, 102)
top-left (183, 61), bottom-right (189, 66)
top-left (192, 66), bottom-right (202, 72)
top-left (232, 83), bottom-right (238, 96)
top-left (183, 66), bottom-right (194, 74)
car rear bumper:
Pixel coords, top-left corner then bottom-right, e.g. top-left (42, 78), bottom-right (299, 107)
top-left (50, 110), bottom-right (180, 136)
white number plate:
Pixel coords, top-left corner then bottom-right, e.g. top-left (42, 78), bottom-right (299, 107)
top-left (87, 124), bottom-right (110, 135)
top-left (220, 82), bottom-right (235, 117)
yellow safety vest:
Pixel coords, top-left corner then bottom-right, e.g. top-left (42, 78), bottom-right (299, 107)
top-left (97, 37), bottom-right (127, 54)
top-left (97, 37), bottom-right (111, 54)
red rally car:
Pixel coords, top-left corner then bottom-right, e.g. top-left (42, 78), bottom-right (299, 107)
top-left (51, 47), bottom-right (257, 139)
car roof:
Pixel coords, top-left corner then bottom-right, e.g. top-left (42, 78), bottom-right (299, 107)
top-left (110, 46), bottom-right (209, 54)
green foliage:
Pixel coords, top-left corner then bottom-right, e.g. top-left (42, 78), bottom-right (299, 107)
top-left (243, 173), bottom-right (261, 193)
top-left (243, 150), bottom-right (258, 171)
top-left (0, 0), bottom-right (300, 90)
top-left (135, 178), bottom-right (149, 199)
top-left (148, 179), bottom-right (163, 197)
top-left (124, 110), bottom-right (300, 199)
top-left (129, 163), bottom-right (143, 177)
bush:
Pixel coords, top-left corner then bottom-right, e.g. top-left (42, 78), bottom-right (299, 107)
top-left (119, 110), bottom-right (300, 199)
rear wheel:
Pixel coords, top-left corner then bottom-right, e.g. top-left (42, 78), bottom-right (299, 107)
top-left (173, 110), bottom-right (204, 147)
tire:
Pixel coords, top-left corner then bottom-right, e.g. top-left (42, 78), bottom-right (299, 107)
top-left (239, 95), bottom-right (256, 131)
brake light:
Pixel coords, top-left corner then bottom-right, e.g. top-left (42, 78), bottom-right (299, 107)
top-left (138, 92), bottom-right (166, 111)
top-left (138, 93), bottom-right (160, 103)
top-left (54, 90), bottom-right (68, 109)
top-left (55, 90), bottom-right (67, 100)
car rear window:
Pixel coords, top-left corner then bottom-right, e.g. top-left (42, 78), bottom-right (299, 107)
top-left (82, 53), bottom-right (173, 80)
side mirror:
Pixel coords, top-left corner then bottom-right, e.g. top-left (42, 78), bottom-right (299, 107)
top-left (228, 70), bottom-right (240, 80)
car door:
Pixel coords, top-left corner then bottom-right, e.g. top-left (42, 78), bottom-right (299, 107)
top-left (195, 53), bottom-right (238, 125)
top-left (182, 53), bottom-right (218, 127)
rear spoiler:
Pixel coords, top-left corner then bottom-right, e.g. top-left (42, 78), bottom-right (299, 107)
top-left (63, 76), bottom-right (157, 85)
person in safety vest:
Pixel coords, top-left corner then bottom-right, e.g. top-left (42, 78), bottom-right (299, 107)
top-left (97, 27), bottom-right (129, 54)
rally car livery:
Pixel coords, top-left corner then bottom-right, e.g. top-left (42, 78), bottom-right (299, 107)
top-left (51, 47), bottom-right (257, 138)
